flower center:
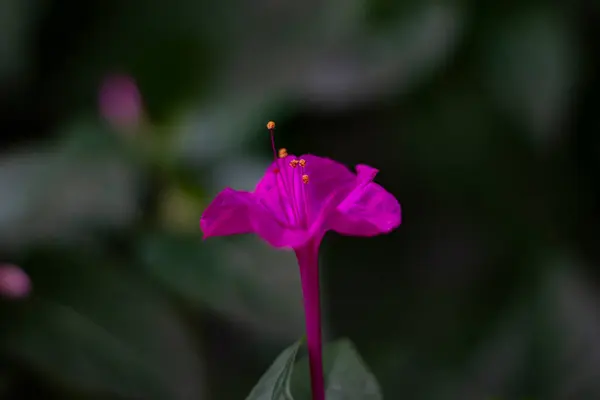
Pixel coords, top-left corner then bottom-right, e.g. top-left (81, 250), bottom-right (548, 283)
top-left (267, 121), bottom-right (310, 229)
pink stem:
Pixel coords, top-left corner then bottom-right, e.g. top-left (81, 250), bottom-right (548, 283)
top-left (295, 240), bottom-right (325, 400)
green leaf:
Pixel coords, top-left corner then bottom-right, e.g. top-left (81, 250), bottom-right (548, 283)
top-left (0, 0), bottom-right (35, 84)
top-left (137, 233), bottom-right (304, 340)
top-left (0, 121), bottom-right (139, 250)
top-left (1, 257), bottom-right (204, 399)
top-left (482, 9), bottom-right (578, 142)
top-left (291, 339), bottom-right (383, 400)
top-left (246, 338), bottom-right (304, 400)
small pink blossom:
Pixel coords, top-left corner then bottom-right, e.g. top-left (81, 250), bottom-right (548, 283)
top-left (98, 74), bottom-right (143, 130)
top-left (200, 121), bottom-right (401, 400)
top-left (0, 264), bottom-right (31, 299)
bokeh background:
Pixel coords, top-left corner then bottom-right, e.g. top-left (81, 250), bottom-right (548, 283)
top-left (1, 0), bottom-right (599, 399)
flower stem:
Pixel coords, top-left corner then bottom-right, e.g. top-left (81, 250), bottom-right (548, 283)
top-left (295, 240), bottom-right (325, 400)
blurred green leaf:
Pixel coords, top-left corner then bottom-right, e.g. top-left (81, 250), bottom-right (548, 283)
top-left (137, 232), bottom-right (222, 307)
top-left (0, 0), bottom-right (36, 83)
top-left (246, 338), bottom-right (303, 400)
top-left (548, 262), bottom-right (600, 399)
top-left (0, 121), bottom-right (140, 250)
top-left (174, 3), bottom-right (464, 166)
top-left (483, 9), bottom-right (578, 142)
top-left (294, 4), bottom-right (464, 106)
top-left (1, 259), bottom-right (204, 399)
top-left (0, 373), bottom-right (10, 398)
top-left (137, 232), bottom-right (304, 341)
top-left (173, 95), bottom-right (286, 167)
top-left (50, 0), bottom-right (218, 120)
top-left (291, 339), bottom-right (382, 400)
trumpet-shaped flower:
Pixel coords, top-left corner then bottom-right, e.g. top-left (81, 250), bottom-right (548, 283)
top-left (200, 121), bottom-right (401, 400)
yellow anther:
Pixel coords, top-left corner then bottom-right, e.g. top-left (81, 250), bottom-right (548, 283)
top-left (278, 148), bottom-right (288, 158)
top-left (289, 159), bottom-right (299, 168)
top-left (299, 159), bottom-right (306, 168)
top-left (302, 174), bottom-right (309, 184)
top-left (266, 121), bottom-right (276, 130)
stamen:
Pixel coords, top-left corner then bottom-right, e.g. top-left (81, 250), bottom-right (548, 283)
top-left (300, 160), bottom-right (310, 225)
top-left (266, 121), bottom-right (301, 225)
top-left (290, 159), bottom-right (299, 168)
top-left (269, 121), bottom-right (278, 162)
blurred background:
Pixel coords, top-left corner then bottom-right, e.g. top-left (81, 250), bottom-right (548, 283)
top-left (1, 0), bottom-right (599, 399)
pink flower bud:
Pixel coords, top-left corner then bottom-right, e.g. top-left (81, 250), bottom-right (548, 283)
top-left (0, 264), bottom-right (31, 299)
top-left (99, 74), bottom-right (143, 130)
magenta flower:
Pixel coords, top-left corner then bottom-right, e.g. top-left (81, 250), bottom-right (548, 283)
top-left (200, 121), bottom-right (401, 400)
top-left (0, 264), bottom-right (31, 299)
top-left (98, 74), bottom-right (143, 131)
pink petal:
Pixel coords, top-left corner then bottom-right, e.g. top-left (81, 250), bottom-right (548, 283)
top-left (254, 154), bottom-right (356, 227)
top-left (330, 164), bottom-right (402, 236)
top-left (253, 156), bottom-right (300, 225)
top-left (200, 188), bottom-right (311, 248)
top-left (300, 155), bottom-right (356, 223)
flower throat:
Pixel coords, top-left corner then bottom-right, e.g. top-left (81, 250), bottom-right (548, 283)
top-left (267, 121), bottom-right (311, 229)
